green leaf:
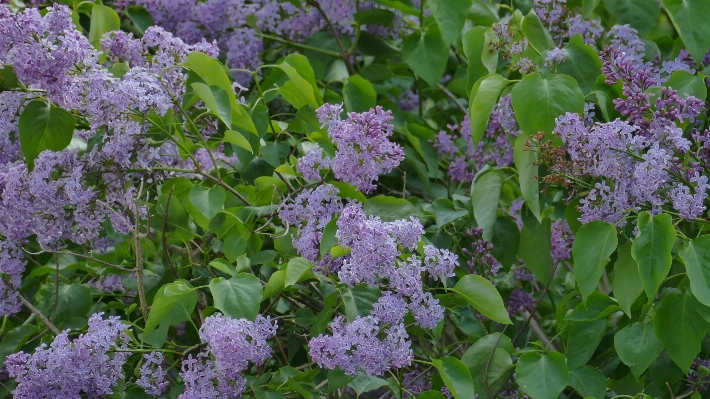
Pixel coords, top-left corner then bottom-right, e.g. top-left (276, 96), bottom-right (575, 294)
top-left (88, 4), bottom-right (120, 47)
top-left (664, 70), bottom-right (707, 101)
top-left (188, 185), bottom-right (226, 221)
top-left (429, 0), bottom-right (472, 45)
top-left (343, 75), bottom-right (377, 113)
top-left (521, 10), bottom-right (554, 51)
top-left (654, 290), bottom-right (710, 372)
top-left (223, 130), bottom-right (253, 153)
top-left (471, 172), bottom-right (502, 240)
top-left (572, 221), bottom-right (618, 302)
top-left (615, 322), bottom-right (664, 379)
top-left (660, 0), bottom-right (710, 62)
top-left (354, 9), bottom-right (395, 26)
top-left (18, 100), bottom-right (75, 171)
top-left (612, 242), bottom-right (643, 317)
top-left (191, 82), bottom-right (233, 127)
top-left (631, 212), bottom-right (676, 300)
top-left (403, 28), bottom-right (450, 87)
top-left (125, 5), bottom-right (154, 35)
top-left (431, 199), bottom-right (469, 229)
top-left (511, 73), bottom-right (585, 138)
top-left (567, 319), bottom-right (606, 369)
top-left (469, 74), bottom-right (511, 148)
top-left (516, 352), bottom-right (569, 399)
top-left (183, 52), bottom-right (234, 97)
top-left (491, 216), bottom-right (521, 268)
top-left (224, 230), bottom-right (250, 263)
top-left (680, 235), bottom-right (710, 307)
top-left (432, 356), bottom-right (476, 399)
top-left (277, 57), bottom-right (320, 109)
top-left (462, 26), bottom-right (492, 93)
top-left (285, 257), bottom-right (314, 287)
top-left (264, 270), bottom-right (286, 299)
top-left (36, 283), bottom-right (92, 325)
top-left (348, 375), bottom-right (389, 397)
top-left (557, 35), bottom-right (602, 95)
top-left (514, 134), bottom-right (540, 219)
top-left (452, 275), bottom-right (512, 324)
top-left (519, 217), bottom-right (554, 283)
top-left (602, 0), bottom-right (660, 35)
top-left (568, 366), bottom-right (606, 399)
top-left (209, 274), bottom-right (263, 320)
top-left (470, 348), bottom-right (515, 399)
top-left (0, 325), bottom-right (36, 365)
top-left (143, 281), bottom-right (197, 341)
top-left (364, 196), bottom-right (420, 222)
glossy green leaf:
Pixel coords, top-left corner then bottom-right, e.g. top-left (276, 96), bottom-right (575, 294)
top-left (36, 283), bottom-right (92, 325)
top-left (612, 242), bottom-right (643, 317)
top-left (660, 0), bottom-right (710, 62)
top-left (664, 70), bottom-right (707, 101)
top-left (521, 10), bottom-right (554, 51)
top-left (431, 199), bottom-right (469, 229)
top-left (364, 196), bottom-right (419, 222)
top-left (191, 82), bottom-right (233, 127)
top-left (602, 0), bottom-right (660, 35)
top-left (209, 274), bottom-right (263, 321)
top-left (519, 217), bottom-right (554, 283)
top-left (264, 270), bottom-right (286, 299)
top-left (655, 289), bottom-right (710, 372)
top-left (432, 356), bottom-right (476, 399)
top-left (469, 74), bottom-right (511, 147)
top-left (471, 172), bottom-right (502, 240)
top-left (516, 352), bottom-right (569, 399)
top-left (223, 130), bottom-right (253, 153)
top-left (462, 26), bottom-right (492, 93)
top-left (143, 281), bottom-right (197, 340)
top-left (452, 275), bottom-right (512, 324)
top-left (0, 325), bottom-right (36, 365)
top-left (88, 4), bottom-right (120, 47)
top-left (511, 73), bottom-right (585, 138)
top-left (567, 319), bottom-right (606, 370)
top-left (343, 75), bottom-right (377, 113)
top-left (188, 185), bottom-right (225, 222)
top-left (572, 221), bottom-right (618, 302)
top-left (403, 28), bottom-right (449, 87)
top-left (470, 348), bottom-right (515, 399)
top-left (491, 215), bottom-right (521, 268)
top-left (18, 100), bottom-right (75, 171)
top-left (557, 35), bottom-right (602, 95)
top-left (285, 257), bottom-right (314, 287)
top-left (615, 322), bottom-right (664, 379)
top-left (125, 5), bottom-right (154, 35)
top-left (680, 235), bottom-right (710, 308)
top-left (514, 134), bottom-right (540, 219)
top-left (631, 212), bottom-right (676, 300)
top-left (569, 366), bottom-right (606, 399)
top-left (429, 0), bottom-right (472, 45)
top-left (349, 375), bottom-right (389, 397)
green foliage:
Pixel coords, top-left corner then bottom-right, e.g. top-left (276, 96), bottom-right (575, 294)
top-left (18, 100), bottom-right (75, 171)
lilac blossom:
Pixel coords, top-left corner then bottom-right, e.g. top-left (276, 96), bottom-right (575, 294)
top-left (179, 314), bottom-right (277, 398)
top-left (545, 47), bottom-right (568, 67)
top-left (550, 220), bottom-right (574, 265)
top-left (6, 313), bottom-right (130, 398)
top-left (506, 289), bottom-right (536, 317)
top-left (463, 227), bottom-right (501, 276)
top-left (314, 104), bottom-right (405, 193)
top-left (137, 352), bottom-right (169, 396)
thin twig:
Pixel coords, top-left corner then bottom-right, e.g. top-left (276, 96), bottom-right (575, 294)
top-left (513, 263), bottom-right (559, 346)
top-left (437, 83), bottom-right (468, 114)
top-left (306, 0), bottom-right (355, 74)
top-left (19, 294), bottom-right (61, 335)
top-left (482, 326), bottom-right (507, 398)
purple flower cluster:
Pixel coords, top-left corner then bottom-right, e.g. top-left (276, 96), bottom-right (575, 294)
top-left (550, 219), bottom-right (574, 265)
top-left (463, 227), bottom-right (501, 277)
top-left (300, 104), bottom-right (404, 193)
top-left (179, 314), bottom-right (277, 398)
top-left (688, 357), bottom-right (710, 392)
top-left (137, 352), bottom-right (169, 396)
top-left (309, 202), bottom-right (458, 375)
top-left (506, 289), bottom-right (536, 317)
top-left (278, 184), bottom-right (344, 263)
top-left (434, 95), bottom-right (521, 182)
top-left (534, 0), bottom-right (603, 45)
top-left (6, 313), bottom-right (130, 398)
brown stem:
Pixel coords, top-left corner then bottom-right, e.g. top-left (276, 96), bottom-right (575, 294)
top-left (306, 0), bottom-right (355, 74)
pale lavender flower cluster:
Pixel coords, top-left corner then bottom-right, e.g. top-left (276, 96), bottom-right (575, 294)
top-left (278, 184), bottom-right (343, 263)
top-left (490, 21), bottom-right (536, 74)
top-left (6, 313), bottom-right (130, 398)
top-left (309, 202), bottom-right (457, 374)
top-left (300, 104), bottom-right (404, 193)
top-left (534, 0), bottom-right (603, 45)
top-left (179, 314), bottom-right (277, 398)
top-left (434, 96), bottom-right (520, 182)
top-left (554, 109), bottom-right (705, 224)
top-left (137, 352), bottom-right (169, 396)
top-left (545, 47), bottom-right (569, 67)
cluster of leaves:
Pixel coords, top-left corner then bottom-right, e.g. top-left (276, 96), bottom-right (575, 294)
top-left (4, 0), bottom-right (710, 398)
